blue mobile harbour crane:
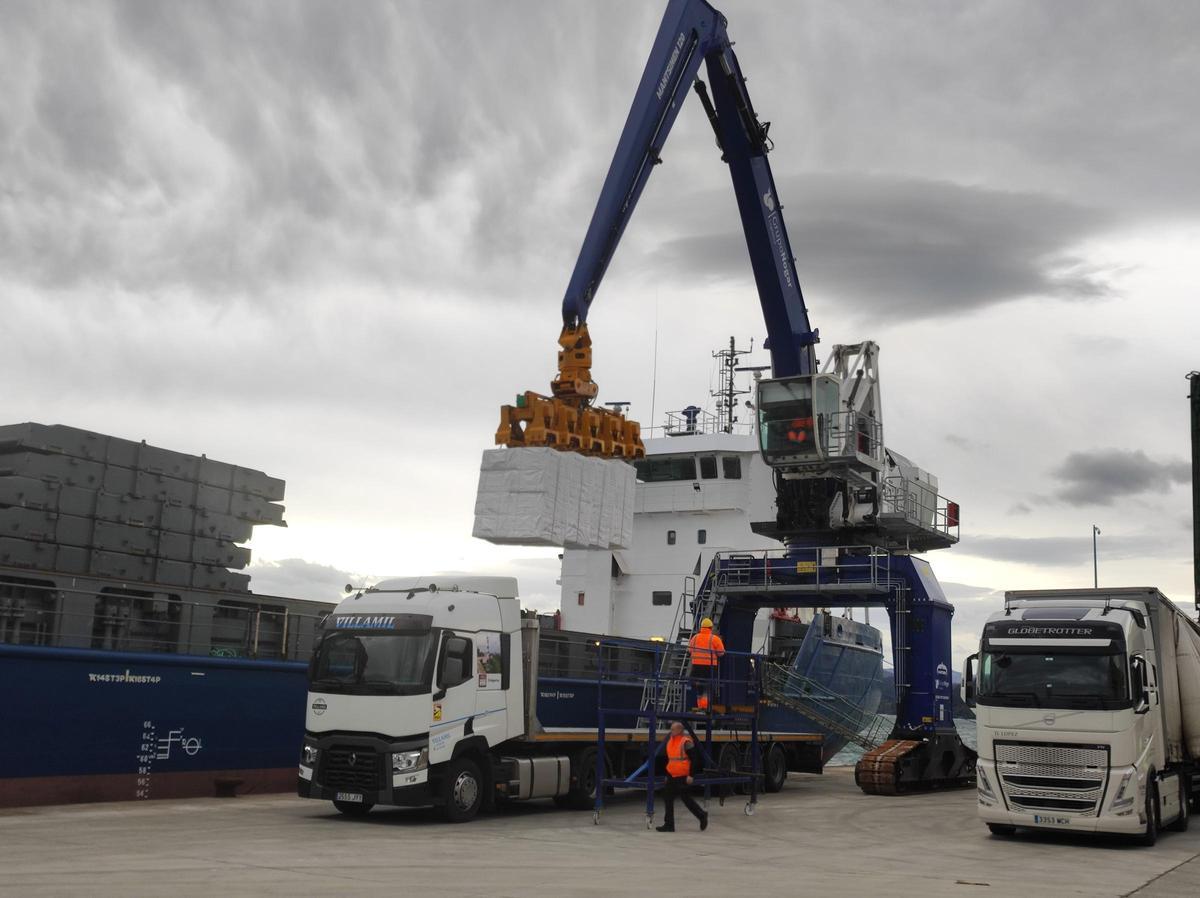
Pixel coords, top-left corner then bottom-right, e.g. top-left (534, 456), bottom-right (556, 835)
top-left (559, 0), bottom-right (976, 796)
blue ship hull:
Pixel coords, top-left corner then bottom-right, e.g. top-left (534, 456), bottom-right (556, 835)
top-left (0, 643), bottom-right (308, 807)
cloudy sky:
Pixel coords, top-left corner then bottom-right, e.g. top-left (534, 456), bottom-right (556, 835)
top-left (3, 0), bottom-right (1197, 659)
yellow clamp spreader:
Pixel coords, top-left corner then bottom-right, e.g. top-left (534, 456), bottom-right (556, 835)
top-left (495, 324), bottom-right (645, 459)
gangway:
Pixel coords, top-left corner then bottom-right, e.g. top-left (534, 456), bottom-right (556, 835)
top-left (762, 662), bottom-right (890, 751)
top-left (595, 636), bottom-right (762, 828)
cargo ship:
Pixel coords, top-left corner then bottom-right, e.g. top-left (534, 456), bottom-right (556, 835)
top-left (0, 423), bottom-right (330, 807)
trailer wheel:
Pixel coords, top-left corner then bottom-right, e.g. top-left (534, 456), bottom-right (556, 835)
top-left (763, 743), bottom-right (788, 793)
top-left (1168, 776), bottom-right (1189, 832)
top-left (566, 747), bottom-right (605, 810)
top-left (1136, 782), bottom-right (1159, 847)
top-left (441, 757), bottom-right (484, 823)
top-left (332, 799), bottom-right (374, 817)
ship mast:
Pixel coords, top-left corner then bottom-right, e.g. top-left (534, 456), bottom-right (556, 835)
top-left (711, 337), bottom-right (752, 434)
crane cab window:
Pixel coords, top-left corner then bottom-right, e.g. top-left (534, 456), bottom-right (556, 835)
top-left (699, 456), bottom-right (718, 479)
top-left (758, 376), bottom-right (839, 463)
top-left (722, 457), bottom-right (742, 479)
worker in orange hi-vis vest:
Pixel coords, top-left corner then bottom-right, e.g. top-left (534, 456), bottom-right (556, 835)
top-left (687, 618), bottom-right (725, 711)
top-left (656, 721), bottom-right (708, 832)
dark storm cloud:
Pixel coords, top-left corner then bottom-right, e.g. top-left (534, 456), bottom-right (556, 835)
top-left (0, 1), bottom-right (662, 299)
top-left (3, 0), bottom-right (1198, 311)
top-left (650, 175), bottom-right (1118, 319)
top-left (1053, 449), bottom-right (1190, 507)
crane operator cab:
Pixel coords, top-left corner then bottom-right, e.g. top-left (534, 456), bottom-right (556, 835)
top-left (756, 374), bottom-right (882, 477)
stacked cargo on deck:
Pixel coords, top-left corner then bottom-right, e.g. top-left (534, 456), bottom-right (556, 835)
top-left (0, 423), bottom-right (285, 592)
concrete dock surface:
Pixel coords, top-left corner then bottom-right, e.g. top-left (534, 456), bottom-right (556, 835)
top-left (1, 767), bottom-right (1198, 897)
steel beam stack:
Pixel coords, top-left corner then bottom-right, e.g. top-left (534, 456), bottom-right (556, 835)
top-left (0, 423), bottom-right (285, 592)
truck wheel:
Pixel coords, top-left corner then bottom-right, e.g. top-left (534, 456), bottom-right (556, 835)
top-left (986, 823), bottom-right (1016, 836)
top-left (565, 747), bottom-right (604, 810)
top-left (1168, 776), bottom-right (1189, 832)
top-left (333, 799), bottom-right (374, 817)
top-left (763, 743), bottom-right (788, 793)
top-left (441, 758), bottom-right (483, 823)
top-left (1136, 783), bottom-right (1158, 847)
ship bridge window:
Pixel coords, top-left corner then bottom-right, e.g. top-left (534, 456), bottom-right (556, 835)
top-left (722, 457), bottom-right (742, 479)
top-left (634, 456), bottom-right (698, 482)
top-left (652, 591), bottom-right (673, 606)
top-left (699, 456), bottom-right (718, 479)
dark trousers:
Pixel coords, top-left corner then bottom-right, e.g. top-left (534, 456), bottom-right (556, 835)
top-left (662, 775), bottom-right (705, 828)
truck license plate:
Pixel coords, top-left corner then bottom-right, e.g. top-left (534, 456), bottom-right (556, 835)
top-left (1033, 814), bottom-right (1070, 825)
top-left (335, 792), bottom-right (364, 803)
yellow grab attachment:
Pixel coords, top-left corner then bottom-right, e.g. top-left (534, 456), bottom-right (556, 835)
top-left (496, 324), bottom-right (645, 459)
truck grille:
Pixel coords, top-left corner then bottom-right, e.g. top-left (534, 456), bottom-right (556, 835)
top-left (994, 742), bottom-right (1109, 818)
top-left (320, 746), bottom-right (383, 792)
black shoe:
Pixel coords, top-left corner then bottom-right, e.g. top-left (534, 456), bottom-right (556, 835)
top-left (656, 824), bottom-right (675, 832)
top-left (700, 813), bottom-right (709, 832)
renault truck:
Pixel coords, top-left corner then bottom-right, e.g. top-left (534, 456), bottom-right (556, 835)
top-left (962, 587), bottom-right (1200, 845)
top-left (296, 576), bottom-right (830, 822)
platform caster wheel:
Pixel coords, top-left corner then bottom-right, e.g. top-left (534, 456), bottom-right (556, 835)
top-left (744, 802), bottom-right (756, 817)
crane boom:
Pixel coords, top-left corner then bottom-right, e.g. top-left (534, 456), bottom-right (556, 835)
top-left (561, 0), bottom-right (817, 377)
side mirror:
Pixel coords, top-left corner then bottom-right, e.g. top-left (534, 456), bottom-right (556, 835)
top-left (1131, 656), bottom-right (1150, 714)
top-left (961, 653), bottom-right (978, 708)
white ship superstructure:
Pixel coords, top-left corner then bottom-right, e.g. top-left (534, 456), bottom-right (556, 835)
top-left (560, 409), bottom-right (807, 641)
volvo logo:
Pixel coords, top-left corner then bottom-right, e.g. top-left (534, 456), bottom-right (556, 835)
top-left (1043, 713), bottom-right (1056, 726)
top-left (311, 698), bottom-right (327, 716)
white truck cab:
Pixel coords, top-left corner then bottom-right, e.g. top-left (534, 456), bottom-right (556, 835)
top-left (963, 588), bottom-right (1199, 845)
top-left (298, 576), bottom-right (526, 821)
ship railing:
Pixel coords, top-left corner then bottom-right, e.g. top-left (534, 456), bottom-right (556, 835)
top-left (0, 578), bottom-right (327, 662)
top-left (594, 635), bottom-right (763, 826)
top-left (708, 546), bottom-right (901, 597)
top-left (879, 475), bottom-right (960, 544)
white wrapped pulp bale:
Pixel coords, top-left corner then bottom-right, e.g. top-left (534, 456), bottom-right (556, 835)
top-left (472, 447), bottom-right (635, 550)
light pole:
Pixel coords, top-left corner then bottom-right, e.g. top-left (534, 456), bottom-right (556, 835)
top-left (1092, 525), bottom-right (1101, 588)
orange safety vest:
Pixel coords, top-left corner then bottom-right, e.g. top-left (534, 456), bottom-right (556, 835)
top-left (666, 733), bottom-right (692, 777)
top-left (688, 626), bottom-right (725, 666)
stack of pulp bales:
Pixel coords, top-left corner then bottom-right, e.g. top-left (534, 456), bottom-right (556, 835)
top-left (0, 423), bottom-right (286, 592)
top-left (473, 447), bottom-right (635, 549)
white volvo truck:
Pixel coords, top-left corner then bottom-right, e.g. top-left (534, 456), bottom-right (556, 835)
top-left (297, 576), bottom-right (815, 822)
top-left (962, 588), bottom-right (1200, 845)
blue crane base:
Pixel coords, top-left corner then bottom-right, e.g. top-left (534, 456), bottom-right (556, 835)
top-left (698, 546), bottom-right (977, 793)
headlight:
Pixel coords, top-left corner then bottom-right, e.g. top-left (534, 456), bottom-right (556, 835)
top-left (302, 745), bottom-right (319, 766)
top-left (1111, 771), bottom-right (1136, 813)
top-left (392, 748), bottom-right (428, 774)
top-left (977, 766), bottom-right (996, 801)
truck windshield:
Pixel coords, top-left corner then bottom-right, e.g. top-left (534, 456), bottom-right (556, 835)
top-left (310, 631), bottom-right (436, 696)
top-left (977, 650), bottom-right (1129, 710)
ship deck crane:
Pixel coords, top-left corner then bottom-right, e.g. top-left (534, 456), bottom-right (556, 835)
top-left (500, 0), bottom-right (975, 792)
